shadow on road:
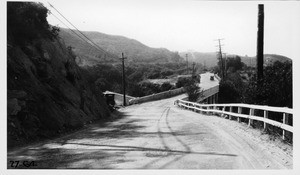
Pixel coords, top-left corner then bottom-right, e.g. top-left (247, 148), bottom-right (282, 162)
top-left (8, 109), bottom-right (237, 169)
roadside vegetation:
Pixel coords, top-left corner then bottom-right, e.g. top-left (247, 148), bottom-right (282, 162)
top-left (82, 62), bottom-right (204, 97)
top-left (214, 55), bottom-right (293, 143)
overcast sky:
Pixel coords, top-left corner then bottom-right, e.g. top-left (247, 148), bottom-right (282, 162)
top-left (41, 0), bottom-right (300, 59)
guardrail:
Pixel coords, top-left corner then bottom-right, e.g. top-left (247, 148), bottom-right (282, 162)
top-left (129, 87), bottom-right (185, 105)
top-left (176, 99), bottom-right (293, 140)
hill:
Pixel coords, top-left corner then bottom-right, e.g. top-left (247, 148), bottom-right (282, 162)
top-left (180, 51), bottom-right (292, 68)
top-left (241, 54), bottom-right (292, 67)
top-left (7, 2), bottom-right (110, 148)
top-left (59, 28), bottom-right (183, 66)
top-left (179, 51), bottom-right (219, 68)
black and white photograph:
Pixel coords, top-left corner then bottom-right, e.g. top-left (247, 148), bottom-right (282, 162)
top-left (2, 0), bottom-right (300, 173)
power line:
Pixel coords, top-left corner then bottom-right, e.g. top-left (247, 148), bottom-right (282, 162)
top-left (48, 2), bottom-right (118, 59)
top-left (48, 2), bottom-right (103, 52)
top-left (49, 11), bottom-right (90, 46)
top-left (50, 11), bottom-right (109, 58)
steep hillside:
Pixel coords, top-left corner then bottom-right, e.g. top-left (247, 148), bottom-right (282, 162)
top-left (59, 28), bottom-right (183, 65)
top-left (7, 2), bottom-right (110, 148)
top-left (58, 28), bottom-right (118, 66)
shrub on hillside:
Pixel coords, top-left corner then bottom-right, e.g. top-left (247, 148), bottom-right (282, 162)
top-left (7, 2), bottom-right (59, 44)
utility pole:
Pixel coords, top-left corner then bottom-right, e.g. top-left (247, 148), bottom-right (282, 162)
top-left (186, 54), bottom-right (189, 75)
top-left (192, 62), bottom-right (196, 77)
top-left (224, 53), bottom-right (227, 77)
top-left (215, 38), bottom-right (225, 78)
top-left (257, 4), bottom-right (264, 82)
top-left (120, 53), bottom-right (127, 106)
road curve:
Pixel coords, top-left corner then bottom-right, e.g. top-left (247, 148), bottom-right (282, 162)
top-left (7, 94), bottom-right (292, 169)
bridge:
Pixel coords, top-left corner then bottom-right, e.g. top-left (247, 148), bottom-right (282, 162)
top-left (7, 72), bottom-right (292, 169)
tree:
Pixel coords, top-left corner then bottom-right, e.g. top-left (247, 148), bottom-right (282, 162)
top-left (219, 80), bottom-right (241, 103)
top-left (7, 2), bottom-right (58, 44)
top-left (226, 55), bottom-right (244, 73)
top-left (183, 79), bottom-right (203, 102)
top-left (176, 77), bottom-right (193, 88)
top-left (243, 61), bottom-right (292, 108)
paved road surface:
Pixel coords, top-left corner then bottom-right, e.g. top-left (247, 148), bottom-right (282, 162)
top-left (7, 94), bottom-right (292, 169)
top-left (199, 72), bottom-right (219, 90)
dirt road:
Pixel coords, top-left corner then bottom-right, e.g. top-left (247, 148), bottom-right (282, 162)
top-left (7, 94), bottom-right (292, 169)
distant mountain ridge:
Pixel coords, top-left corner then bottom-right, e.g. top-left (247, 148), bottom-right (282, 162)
top-left (179, 52), bottom-right (218, 68)
top-left (58, 28), bottom-right (291, 67)
top-left (240, 54), bottom-right (292, 67)
top-left (58, 28), bottom-right (183, 66)
top-left (179, 51), bottom-right (292, 68)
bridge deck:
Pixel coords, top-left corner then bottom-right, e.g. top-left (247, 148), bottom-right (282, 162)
top-left (199, 72), bottom-right (219, 90)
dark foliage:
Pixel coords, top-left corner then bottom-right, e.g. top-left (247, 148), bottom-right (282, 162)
top-left (219, 60), bottom-right (292, 108)
top-left (219, 80), bottom-right (241, 103)
top-left (176, 77), bottom-right (193, 88)
top-left (160, 82), bottom-right (175, 91)
top-left (183, 78), bottom-right (203, 102)
top-left (226, 55), bottom-right (244, 73)
top-left (243, 61), bottom-right (292, 108)
top-left (7, 2), bottom-right (59, 45)
top-left (83, 62), bottom-right (182, 97)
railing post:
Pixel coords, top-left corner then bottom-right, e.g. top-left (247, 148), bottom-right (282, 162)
top-left (248, 108), bottom-right (254, 127)
top-left (237, 107), bottom-right (241, 122)
top-left (282, 113), bottom-right (286, 140)
top-left (213, 106), bottom-right (216, 115)
top-left (229, 106), bottom-right (232, 120)
top-left (208, 106), bottom-right (210, 115)
top-left (222, 106), bottom-right (225, 117)
top-left (263, 110), bottom-right (268, 130)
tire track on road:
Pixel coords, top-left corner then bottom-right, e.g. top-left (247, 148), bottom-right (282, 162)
top-left (146, 106), bottom-right (193, 168)
top-left (158, 107), bottom-right (191, 168)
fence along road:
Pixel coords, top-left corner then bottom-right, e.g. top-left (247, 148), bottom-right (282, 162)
top-left (176, 100), bottom-right (293, 140)
top-left (8, 94), bottom-right (292, 169)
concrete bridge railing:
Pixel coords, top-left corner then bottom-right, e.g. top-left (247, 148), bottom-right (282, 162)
top-left (198, 85), bottom-right (219, 102)
top-left (129, 87), bottom-right (185, 105)
top-left (176, 99), bottom-right (293, 140)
